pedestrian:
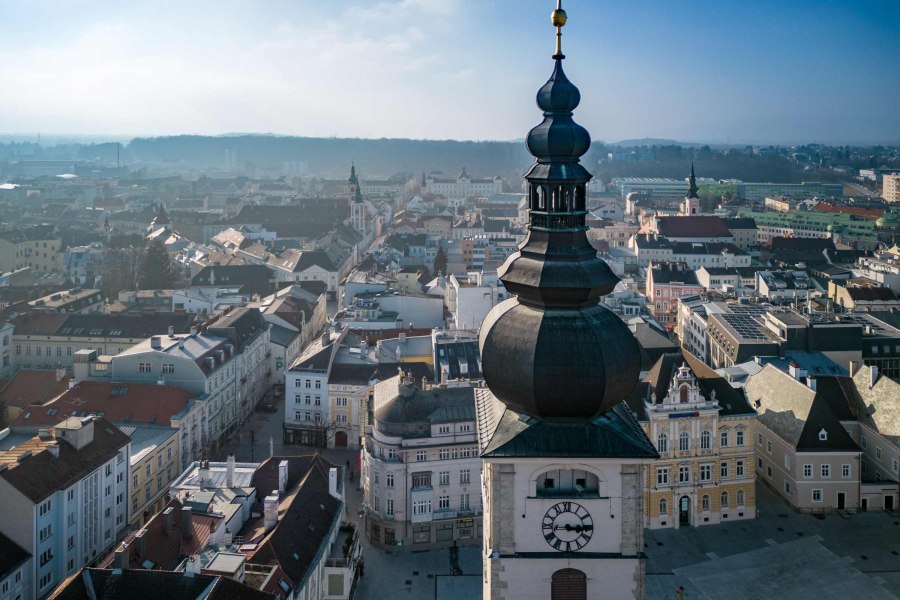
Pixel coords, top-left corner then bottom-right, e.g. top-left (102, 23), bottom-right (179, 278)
top-left (676, 585), bottom-right (685, 599)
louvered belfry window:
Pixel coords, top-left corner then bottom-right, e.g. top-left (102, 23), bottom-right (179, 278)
top-left (551, 569), bottom-right (587, 600)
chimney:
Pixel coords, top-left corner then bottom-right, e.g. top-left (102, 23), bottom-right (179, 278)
top-left (113, 542), bottom-right (130, 571)
top-left (398, 332), bottom-right (406, 343)
top-left (190, 326), bottom-right (198, 336)
top-left (47, 442), bottom-right (59, 459)
top-left (134, 529), bottom-right (147, 558)
top-left (278, 460), bottom-right (288, 494)
top-left (181, 506), bottom-right (193, 538)
top-left (849, 360), bottom-right (859, 377)
top-left (178, 338), bottom-right (185, 349)
top-left (68, 379), bottom-right (76, 389)
top-left (870, 366), bottom-right (880, 388)
top-left (168, 325), bottom-right (175, 337)
top-left (263, 491), bottom-right (279, 532)
top-left (226, 453), bottom-right (236, 488)
top-left (224, 528), bottom-right (233, 546)
top-left (163, 506), bottom-right (175, 536)
top-left (56, 367), bottom-right (66, 382)
top-left (788, 360), bottom-right (802, 380)
top-left (198, 461), bottom-right (210, 488)
top-left (329, 467), bottom-right (341, 500)
top-left (150, 336), bottom-right (162, 350)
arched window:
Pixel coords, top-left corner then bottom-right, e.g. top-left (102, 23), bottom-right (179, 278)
top-left (551, 568), bottom-right (586, 600)
top-left (721, 491), bottom-right (729, 508)
top-left (1, 335), bottom-right (8, 346)
top-left (657, 433), bottom-right (668, 453)
top-left (659, 498), bottom-right (668, 516)
top-left (700, 431), bottom-right (711, 450)
top-left (679, 432), bottom-right (690, 452)
top-left (702, 495), bottom-right (710, 511)
top-left (680, 385), bottom-right (689, 402)
top-left (737, 489), bottom-right (745, 506)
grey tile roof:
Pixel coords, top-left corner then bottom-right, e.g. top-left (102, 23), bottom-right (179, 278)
top-left (476, 389), bottom-right (658, 459)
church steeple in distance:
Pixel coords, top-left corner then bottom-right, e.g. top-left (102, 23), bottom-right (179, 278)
top-left (348, 162), bottom-right (363, 203)
top-left (688, 161), bottom-right (699, 199)
top-left (479, 0), bottom-right (641, 420)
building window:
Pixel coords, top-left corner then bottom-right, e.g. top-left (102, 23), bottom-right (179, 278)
top-left (876, 447), bottom-right (883, 461)
top-left (720, 462), bottom-right (729, 479)
top-left (39, 499), bottom-right (52, 516)
top-left (803, 464), bottom-right (812, 478)
top-left (737, 489), bottom-right (745, 506)
top-left (700, 431), bottom-right (711, 450)
top-left (656, 468), bottom-right (669, 485)
top-left (766, 440), bottom-right (772, 454)
top-left (679, 432), bottom-right (690, 452)
top-left (701, 495), bottom-right (710, 511)
top-left (386, 498), bottom-right (394, 515)
top-left (413, 500), bottom-right (431, 515)
top-left (460, 469), bottom-right (470, 484)
top-left (386, 473), bottom-right (394, 487)
top-left (162, 363), bottom-right (175, 374)
top-left (736, 460), bottom-right (744, 477)
top-left (812, 489), bottom-right (822, 503)
top-left (758, 433), bottom-right (763, 446)
top-left (416, 451), bottom-right (427, 462)
top-left (700, 465), bottom-right (711, 482)
top-left (736, 429), bottom-right (745, 446)
top-left (439, 471), bottom-right (450, 486)
top-left (679, 466), bottom-right (690, 483)
top-left (818, 429), bottom-right (828, 442)
top-left (460, 494), bottom-right (470, 510)
top-left (720, 491), bottom-right (729, 508)
top-left (785, 481), bottom-right (792, 494)
top-left (139, 362), bottom-right (151, 373)
top-left (861, 436), bottom-right (867, 449)
top-left (412, 473), bottom-right (431, 489)
top-left (821, 464), bottom-right (830, 478)
top-left (659, 498), bottom-right (668, 515)
top-left (438, 496), bottom-right (450, 510)
top-left (784, 455), bottom-right (790, 469)
top-left (656, 433), bottom-right (668, 453)
top-left (720, 431), bottom-right (728, 448)
top-left (439, 449), bottom-right (450, 460)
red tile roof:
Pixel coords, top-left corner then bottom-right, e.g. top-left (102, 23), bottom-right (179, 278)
top-left (812, 203), bottom-right (883, 221)
top-left (656, 216), bottom-right (732, 238)
top-left (0, 370), bottom-right (71, 409)
top-left (11, 381), bottom-right (193, 428)
top-left (98, 498), bottom-right (222, 571)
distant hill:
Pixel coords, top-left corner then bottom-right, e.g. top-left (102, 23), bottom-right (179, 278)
top-left (611, 138), bottom-right (684, 147)
top-left (126, 134), bottom-right (546, 179)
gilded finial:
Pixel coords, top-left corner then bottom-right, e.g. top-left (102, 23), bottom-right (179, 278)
top-left (551, 0), bottom-right (567, 58)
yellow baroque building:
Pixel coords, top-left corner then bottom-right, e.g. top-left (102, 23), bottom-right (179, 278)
top-left (627, 351), bottom-right (757, 528)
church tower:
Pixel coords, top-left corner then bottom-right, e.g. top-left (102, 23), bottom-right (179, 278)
top-left (476, 3), bottom-right (658, 599)
top-left (680, 163), bottom-right (701, 216)
top-left (349, 163), bottom-right (367, 236)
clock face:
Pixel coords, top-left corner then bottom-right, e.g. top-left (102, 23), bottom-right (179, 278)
top-left (542, 501), bottom-right (593, 552)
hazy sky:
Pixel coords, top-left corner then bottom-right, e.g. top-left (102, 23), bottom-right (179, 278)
top-left (1, 0), bottom-right (899, 144)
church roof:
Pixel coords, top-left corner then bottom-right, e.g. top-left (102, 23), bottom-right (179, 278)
top-left (476, 389), bottom-right (658, 459)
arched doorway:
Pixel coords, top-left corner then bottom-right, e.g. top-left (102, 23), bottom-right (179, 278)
top-left (679, 495), bottom-right (690, 526)
top-left (551, 568), bottom-right (586, 600)
top-left (334, 431), bottom-right (348, 447)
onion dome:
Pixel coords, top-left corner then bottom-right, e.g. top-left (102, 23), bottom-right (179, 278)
top-left (479, 1), bottom-right (641, 421)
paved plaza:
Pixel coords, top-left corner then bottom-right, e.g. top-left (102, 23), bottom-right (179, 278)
top-left (217, 400), bottom-right (900, 599)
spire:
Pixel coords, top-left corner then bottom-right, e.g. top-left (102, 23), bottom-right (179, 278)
top-left (551, 0), bottom-right (567, 59)
top-left (349, 163), bottom-right (363, 203)
top-left (687, 162), bottom-right (699, 199)
top-left (479, 2), bottom-right (641, 421)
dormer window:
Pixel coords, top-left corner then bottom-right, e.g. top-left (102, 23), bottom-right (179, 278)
top-left (680, 386), bottom-right (689, 403)
top-left (818, 428), bottom-right (828, 441)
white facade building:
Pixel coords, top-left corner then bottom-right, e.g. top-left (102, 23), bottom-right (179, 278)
top-left (362, 376), bottom-right (481, 548)
top-left (0, 417), bottom-right (130, 599)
